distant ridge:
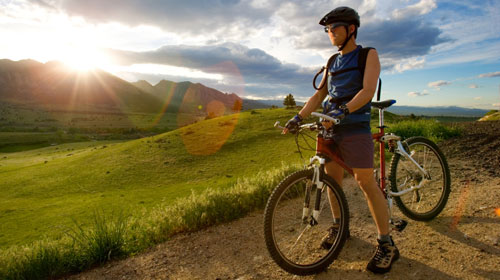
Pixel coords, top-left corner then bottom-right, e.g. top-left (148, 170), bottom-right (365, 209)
top-left (0, 59), bottom-right (243, 119)
top-left (387, 105), bottom-right (488, 117)
top-left (241, 99), bottom-right (305, 109)
top-left (130, 80), bottom-right (242, 119)
top-left (0, 59), bottom-right (161, 113)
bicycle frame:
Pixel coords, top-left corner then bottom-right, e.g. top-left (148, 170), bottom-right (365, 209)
top-left (313, 108), bottom-right (430, 199)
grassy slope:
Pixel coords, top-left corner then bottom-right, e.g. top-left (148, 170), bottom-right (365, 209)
top-left (0, 108), bottom-right (305, 249)
top-left (0, 107), bottom-right (460, 249)
top-left (479, 111), bottom-right (500, 121)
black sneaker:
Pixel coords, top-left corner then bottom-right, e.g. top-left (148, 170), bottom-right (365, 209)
top-left (320, 224), bottom-right (350, 250)
top-left (366, 239), bottom-right (399, 274)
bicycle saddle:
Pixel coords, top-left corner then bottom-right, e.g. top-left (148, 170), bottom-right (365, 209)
top-left (372, 99), bottom-right (396, 109)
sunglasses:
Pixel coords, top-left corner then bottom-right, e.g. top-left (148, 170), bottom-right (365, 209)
top-left (324, 22), bottom-right (348, 33)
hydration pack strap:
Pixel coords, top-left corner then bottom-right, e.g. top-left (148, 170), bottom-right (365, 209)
top-left (328, 67), bottom-right (359, 77)
top-left (327, 47), bottom-right (373, 78)
top-left (313, 47), bottom-right (379, 95)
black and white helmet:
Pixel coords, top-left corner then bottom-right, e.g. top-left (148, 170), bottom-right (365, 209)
top-left (319, 6), bottom-right (360, 27)
top-left (319, 7), bottom-right (360, 51)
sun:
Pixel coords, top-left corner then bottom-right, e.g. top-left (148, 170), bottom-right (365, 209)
top-left (60, 45), bottom-right (110, 72)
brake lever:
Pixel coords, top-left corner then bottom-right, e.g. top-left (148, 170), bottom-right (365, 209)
top-left (274, 121), bottom-right (285, 130)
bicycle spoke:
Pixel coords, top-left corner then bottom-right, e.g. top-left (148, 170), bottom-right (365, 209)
top-left (390, 137), bottom-right (450, 220)
top-left (264, 169), bottom-right (350, 273)
top-left (288, 224), bottom-right (312, 256)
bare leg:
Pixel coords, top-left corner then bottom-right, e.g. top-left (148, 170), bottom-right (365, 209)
top-left (353, 168), bottom-right (389, 235)
top-left (324, 161), bottom-right (344, 219)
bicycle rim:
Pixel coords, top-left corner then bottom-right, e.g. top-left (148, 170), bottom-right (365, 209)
top-left (264, 169), bottom-right (349, 275)
top-left (390, 137), bottom-right (450, 220)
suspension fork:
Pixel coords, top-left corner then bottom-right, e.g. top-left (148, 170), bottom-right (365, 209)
top-left (302, 156), bottom-right (326, 225)
top-left (312, 163), bottom-right (325, 225)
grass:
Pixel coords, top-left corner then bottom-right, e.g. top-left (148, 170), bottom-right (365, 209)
top-left (0, 210), bottom-right (129, 280)
top-left (386, 119), bottom-right (462, 143)
top-left (479, 110), bottom-right (500, 121)
top-left (0, 163), bottom-right (300, 280)
top-left (0, 102), bottom-right (194, 135)
top-left (0, 108), bottom-right (304, 249)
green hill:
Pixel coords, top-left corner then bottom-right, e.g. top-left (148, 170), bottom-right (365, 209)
top-left (479, 110), bottom-right (500, 121)
top-left (0, 108), bottom-right (304, 249)
top-left (0, 106), bottom-right (463, 250)
top-left (0, 60), bottom-right (244, 138)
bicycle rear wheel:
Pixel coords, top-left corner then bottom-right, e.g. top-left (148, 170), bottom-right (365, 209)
top-left (263, 169), bottom-right (349, 275)
top-left (389, 136), bottom-right (451, 221)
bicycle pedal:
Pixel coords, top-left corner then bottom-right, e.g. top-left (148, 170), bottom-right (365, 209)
top-left (391, 219), bottom-right (408, 232)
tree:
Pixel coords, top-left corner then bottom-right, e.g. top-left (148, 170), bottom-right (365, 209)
top-left (232, 99), bottom-right (243, 112)
top-left (283, 94), bottom-right (296, 109)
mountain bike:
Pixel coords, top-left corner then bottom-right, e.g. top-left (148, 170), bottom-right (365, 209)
top-left (263, 99), bottom-right (451, 275)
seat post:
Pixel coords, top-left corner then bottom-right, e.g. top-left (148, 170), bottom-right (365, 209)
top-left (378, 108), bottom-right (385, 128)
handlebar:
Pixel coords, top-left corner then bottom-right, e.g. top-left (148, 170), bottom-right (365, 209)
top-left (274, 112), bottom-right (341, 132)
top-left (310, 112), bottom-right (341, 125)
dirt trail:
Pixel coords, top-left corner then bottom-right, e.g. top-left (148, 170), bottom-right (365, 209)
top-left (69, 122), bottom-right (500, 280)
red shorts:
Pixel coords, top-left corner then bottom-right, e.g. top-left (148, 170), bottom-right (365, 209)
top-left (328, 132), bottom-right (374, 169)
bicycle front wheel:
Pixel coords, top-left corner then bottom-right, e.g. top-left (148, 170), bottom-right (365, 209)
top-left (263, 169), bottom-right (349, 275)
top-left (389, 136), bottom-right (451, 221)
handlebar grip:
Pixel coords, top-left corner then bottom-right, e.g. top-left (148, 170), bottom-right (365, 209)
top-left (311, 112), bottom-right (340, 125)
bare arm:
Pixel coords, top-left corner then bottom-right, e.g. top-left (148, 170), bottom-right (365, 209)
top-left (345, 49), bottom-right (381, 113)
top-left (282, 69), bottom-right (328, 134)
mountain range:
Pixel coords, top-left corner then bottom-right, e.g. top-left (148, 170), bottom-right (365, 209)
top-left (0, 59), bottom-right (161, 113)
top-left (0, 59), bottom-right (241, 119)
top-left (386, 105), bottom-right (488, 117)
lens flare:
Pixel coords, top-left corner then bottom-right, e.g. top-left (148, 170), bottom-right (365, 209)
top-left (151, 82), bottom-right (178, 127)
top-left (450, 180), bottom-right (471, 231)
top-left (179, 61), bottom-right (244, 156)
top-left (179, 87), bottom-right (238, 156)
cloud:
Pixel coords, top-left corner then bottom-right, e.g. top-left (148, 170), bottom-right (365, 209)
top-left (408, 91), bottom-right (429, 97)
top-left (474, 97), bottom-right (482, 100)
top-left (468, 84), bottom-right (479, 89)
top-left (428, 80), bottom-right (451, 89)
top-left (478, 71), bottom-right (500, 78)
top-left (391, 57), bottom-right (425, 72)
top-left (26, 0), bottom-right (449, 73)
top-left (29, 0), bottom-right (275, 38)
top-left (392, 0), bottom-right (437, 19)
top-left (359, 19), bottom-right (448, 60)
top-left (292, 17), bottom-right (447, 60)
top-left (104, 42), bottom-right (314, 98)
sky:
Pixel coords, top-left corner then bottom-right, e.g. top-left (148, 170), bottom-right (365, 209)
top-left (1, 0), bottom-right (499, 109)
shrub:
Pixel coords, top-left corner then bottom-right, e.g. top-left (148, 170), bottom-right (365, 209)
top-left (387, 119), bottom-right (462, 143)
top-left (67, 210), bottom-right (128, 265)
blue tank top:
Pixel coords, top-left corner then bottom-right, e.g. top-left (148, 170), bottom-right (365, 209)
top-left (326, 45), bottom-right (371, 128)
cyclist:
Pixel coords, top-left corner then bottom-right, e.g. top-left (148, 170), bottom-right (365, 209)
top-left (283, 6), bottom-right (398, 274)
